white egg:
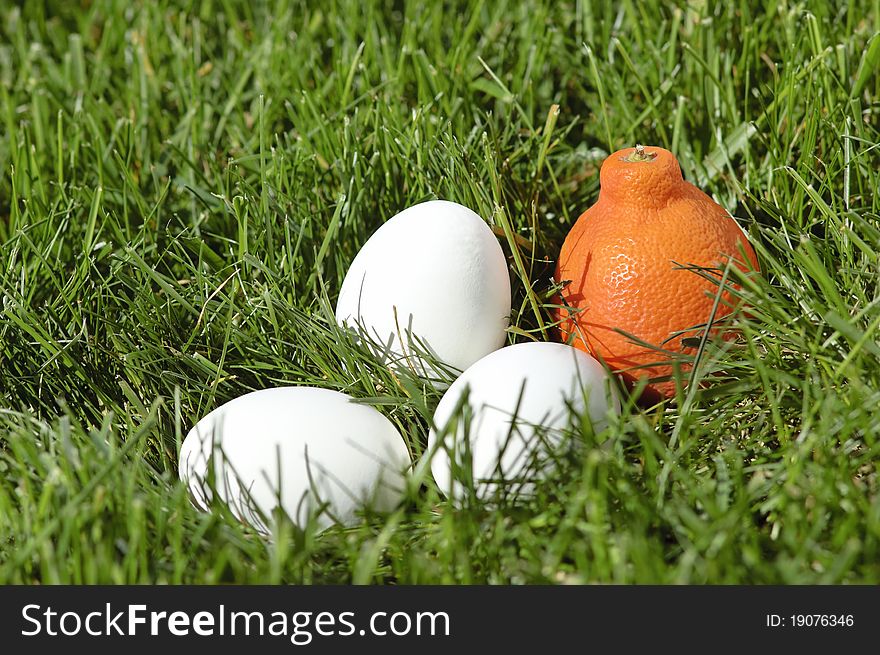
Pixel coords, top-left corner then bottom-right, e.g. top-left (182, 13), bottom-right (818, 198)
top-left (427, 342), bottom-right (621, 501)
top-left (179, 387), bottom-right (411, 532)
top-left (335, 200), bottom-right (511, 385)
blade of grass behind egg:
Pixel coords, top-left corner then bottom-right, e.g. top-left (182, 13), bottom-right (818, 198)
top-left (482, 134), bottom-right (550, 341)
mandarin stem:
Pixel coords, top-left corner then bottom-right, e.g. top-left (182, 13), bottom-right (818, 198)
top-left (622, 144), bottom-right (658, 162)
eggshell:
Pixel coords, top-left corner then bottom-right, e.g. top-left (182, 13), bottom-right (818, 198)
top-left (179, 387), bottom-right (411, 532)
top-left (427, 342), bottom-right (621, 500)
top-left (335, 200), bottom-right (511, 385)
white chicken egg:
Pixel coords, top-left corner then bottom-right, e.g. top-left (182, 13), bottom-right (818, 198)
top-left (179, 387), bottom-right (411, 532)
top-left (335, 199), bottom-right (511, 385)
top-left (427, 342), bottom-right (620, 501)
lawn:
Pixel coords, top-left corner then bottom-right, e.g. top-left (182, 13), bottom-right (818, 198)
top-left (1, 0), bottom-right (878, 584)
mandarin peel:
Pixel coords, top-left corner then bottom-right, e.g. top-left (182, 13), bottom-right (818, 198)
top-left (554, 145), bottom-right (759, 402)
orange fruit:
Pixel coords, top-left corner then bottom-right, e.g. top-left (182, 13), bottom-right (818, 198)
top-left (554, 145), bottom-right (759, 402)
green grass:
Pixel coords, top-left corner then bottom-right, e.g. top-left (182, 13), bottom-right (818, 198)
top-left (1, 0), bottom-right (879, 584)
